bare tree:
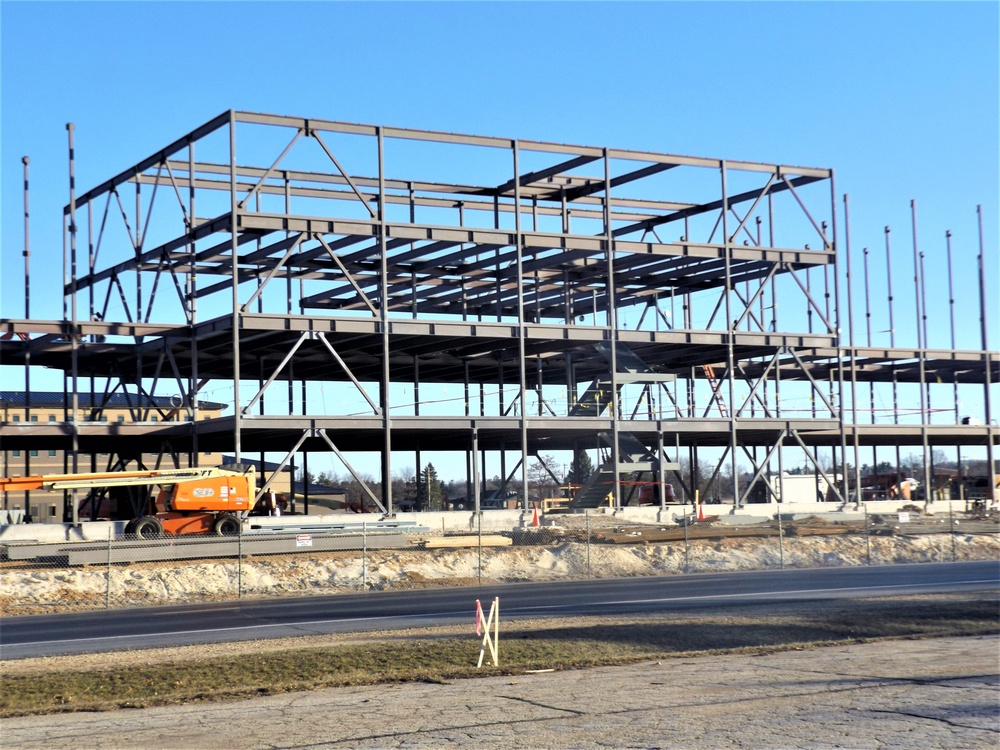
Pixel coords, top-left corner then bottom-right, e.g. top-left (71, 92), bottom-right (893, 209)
top-left (528, 454), bottom-right (559, 499)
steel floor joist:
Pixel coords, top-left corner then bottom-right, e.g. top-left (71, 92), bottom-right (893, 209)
top-left (1, 109), bottom-right (996, 519)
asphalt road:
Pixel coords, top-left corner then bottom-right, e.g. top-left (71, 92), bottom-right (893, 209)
top-left (2, 560), bottom-right (997, 659)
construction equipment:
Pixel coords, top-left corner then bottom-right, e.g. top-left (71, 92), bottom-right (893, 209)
top-left (541, 496), bottom-right (571, 513)
top-left (0, 465), bottom-right (268, 538)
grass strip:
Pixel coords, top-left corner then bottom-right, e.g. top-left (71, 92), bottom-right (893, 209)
top-left (2, 593), bottom-right (997, 718)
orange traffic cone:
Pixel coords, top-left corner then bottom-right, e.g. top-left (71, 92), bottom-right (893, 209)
top-left (532, 507), bottom-right (540, 527)
top-left (697, 503), bottom-right (705, 522)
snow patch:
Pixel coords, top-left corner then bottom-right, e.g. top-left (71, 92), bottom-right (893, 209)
top-left (1, 533), bottom-right (997, 614)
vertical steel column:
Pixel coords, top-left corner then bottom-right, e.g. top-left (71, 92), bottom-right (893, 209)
top-left (603, 149), bottom-right (621, 508)
top-left (720, 161), bottom-right (738, 507)
top-left (513, 141), bottom-right (530, 511)
top-left (945, 231), bottom-right (958, 369)
top-left (768, 194), bottom-right (780, 482)
top-left (500, 442), bottom-right (506, 505)
top-left (684, 275), bottom-right (693, 418)
top-left (463, 361), bottom-right (470, 418)
top-left (480, 449), bottom-right (487, 503)
top-left (885, 227), bottom-right (897, 345)
top-left (911, 201), bottom-right (932, 500)
top-left (560, 188), bottom-right (569, 234)
top-left (919, 251), bottom-right (930, 353)
top-left (135, 178), bottom-right (142, 326)
top-left (87, 200), bottom-right (98, 472)
top-left (412, 185), bottom-right (420, 320)
top-left (768, 194), bottom-right (777, 331)
top-left (472, 428), bottom-right (480, 511)
top-left (806, 264), bottom-right (814, 336)
top-left (920, 250), bottom-right (932, 423)
top-left (60, 207), bottom-right (68, 477)
top-left (657, 431), bottom-right (666, 511)
top-left (497, 358), bottom-right (504, 417)
top-left (282, 175), bottom-right (295, 491)
top-left (690, 444), bottom-right (698, 504)
top-left (861, 243), bottom-right (877, 477)
top-left (844, 194), bottom-right (862, 504)
top-left (228, 111), bottom-right (242, 464)
top-left (830, 174), bottom-right (849, 503)
top-left (946, 230), bottom-right (961, 478)
top-left (87, 195), bottom-right (95, 324)
top-left (189, 143), bottom-right (200, 463)
top-left (466, 448), bottom-right (473, 509)
top-left (414, 358), bottom-right (420, 417)
top-left (976, 206), bottom-right (996, 503)
top-left (21, 157), bottom-right (31, 512)
top-left (494, 196), bottom-right (502, 323)
top-left (884, 226), bottom-right (901, 474)
top-left (66, 123), bottom-right (80, 525)
top-left (776, 427), bottom-right (786, 503)
top-left (22, 157), bottom-right (31, 321)
top-left (378, 127), bottom-right (393, 514)
top-left (862, 246), bottom-right (876, 431)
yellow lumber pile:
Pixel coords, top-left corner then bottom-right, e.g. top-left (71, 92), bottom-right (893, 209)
top-left (420, 535), bottom-right (513, 549)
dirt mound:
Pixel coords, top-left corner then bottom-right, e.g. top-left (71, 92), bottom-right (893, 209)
top-left (2, 532), bottom-right (997, 616)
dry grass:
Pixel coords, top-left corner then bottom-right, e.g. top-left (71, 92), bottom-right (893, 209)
top-left (2, 591), bottom-right (997, 718)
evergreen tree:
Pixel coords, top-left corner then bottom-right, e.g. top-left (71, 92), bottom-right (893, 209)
top-left (564, 450), bottom-right (595, 485)
top-left (421, 463), bottom-right (444, 511)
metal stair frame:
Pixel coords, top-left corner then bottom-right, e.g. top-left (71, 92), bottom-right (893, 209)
top-left (567, 342), bottom-right (679, 510)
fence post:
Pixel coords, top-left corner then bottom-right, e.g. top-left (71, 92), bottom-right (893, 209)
top-left (585, 511), bottom-right (591, 578)
top-left (776, 508), bottom-right (785, 569)
top-left (477, 511), bottom-right (482, 585)
top-left (106, 525), bottom-right (113, 609)
top-left (683, 510), bottom-right (690, 573)
top-left (864, 503), bottom-right (872, 566)
top-left (362, 520), bottom-right (368, 591)
top-left (237, 522), bottom-right (243, 600)
top-left (949, 499), bottom-right (957, 562)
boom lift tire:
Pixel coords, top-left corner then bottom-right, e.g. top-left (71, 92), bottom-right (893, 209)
top-left (132, 515), bottom-right (164, 539)
top-left (213, 513), bottom-right (241, 536)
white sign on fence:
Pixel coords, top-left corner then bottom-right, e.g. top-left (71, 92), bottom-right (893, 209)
top-left (898, 512), bottom-right (910, 523)
top-left (296, 534), bottom-right (313, 547)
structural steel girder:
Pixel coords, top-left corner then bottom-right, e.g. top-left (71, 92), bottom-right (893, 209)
top-left (2, 109), bottom-right (997, 517)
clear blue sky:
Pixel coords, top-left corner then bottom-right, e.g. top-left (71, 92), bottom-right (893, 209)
top-left (2, 2), bottom-right (996, 336)
top-left (1, 2), bottom-right (997, 479)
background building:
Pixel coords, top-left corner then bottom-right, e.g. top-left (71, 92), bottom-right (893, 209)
top-left (0, 391), bottom-right (226, 522)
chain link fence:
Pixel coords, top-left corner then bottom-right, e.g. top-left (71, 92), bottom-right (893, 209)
top-left (2, 505), bottom-right (997, 614)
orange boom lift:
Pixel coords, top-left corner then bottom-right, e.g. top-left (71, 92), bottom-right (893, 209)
top-left (0, 465), bottom-right (260, 537)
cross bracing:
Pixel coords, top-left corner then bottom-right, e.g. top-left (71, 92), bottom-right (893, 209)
top-left (0, 110), bottom-right (996, 521)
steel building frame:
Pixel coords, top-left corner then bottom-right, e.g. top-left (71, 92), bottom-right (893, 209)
top-left (1, 110), bottom-right (997, 521)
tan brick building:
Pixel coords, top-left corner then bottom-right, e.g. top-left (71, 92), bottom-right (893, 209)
top-left (1, 391), bottom-right (227, 522)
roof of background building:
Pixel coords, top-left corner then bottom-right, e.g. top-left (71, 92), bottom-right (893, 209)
top-left (222, 455), bottom-right (292, 473)
top-left (0, 391), bottom-right (228, 411)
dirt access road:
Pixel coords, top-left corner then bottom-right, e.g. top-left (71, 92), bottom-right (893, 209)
top-left (4, 634), bottom-right (997, 749)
